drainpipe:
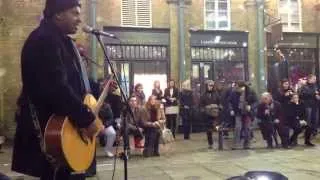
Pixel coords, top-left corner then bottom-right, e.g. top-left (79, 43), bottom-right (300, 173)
top-left (89, 0), bottom-right (97, 81)
top-left (256, 0), bottom-right (265, 95)
top-left (178, 0), bottom-right (186, 85)
top-left (0, 68), bottom-right (5, 134)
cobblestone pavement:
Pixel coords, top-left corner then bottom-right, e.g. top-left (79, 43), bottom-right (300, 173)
top-left (1, 131), bottom-right (320, 180)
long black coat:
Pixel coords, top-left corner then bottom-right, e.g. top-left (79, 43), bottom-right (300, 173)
top-left (285, 102), bottom-right (306, 128)
top-left (179, 89), bottom-right (193, 108)
top-left (273, 88), bottom-right (294, 107)
top-left (164, 87), bottom-right (179, 106)
top-left (299, 83), bottom-right (318, 107)
top-left (12, 20), bottom-right (95, 177)
top-left (228, 88), bottom-right (257, 116)
top-left (200, 90), bottom-right (220, 108)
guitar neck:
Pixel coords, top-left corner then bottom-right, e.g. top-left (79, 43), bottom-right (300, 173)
top-left (93, 78), bottom-right (114, 115)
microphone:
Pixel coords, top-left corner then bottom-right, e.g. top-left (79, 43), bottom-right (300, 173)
top-left (82, 25), bottom-right (118, 39)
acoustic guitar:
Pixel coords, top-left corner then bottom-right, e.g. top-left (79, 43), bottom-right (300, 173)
top-left (44, 78), bottom-right (115, 172)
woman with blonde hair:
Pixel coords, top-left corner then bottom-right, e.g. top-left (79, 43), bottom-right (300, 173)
top-left (180, 79), bottom-right (193, 139)
top-left (141, 95), bottom-right (165, 157)
top-left (152, 80), bottom-right (163, 101)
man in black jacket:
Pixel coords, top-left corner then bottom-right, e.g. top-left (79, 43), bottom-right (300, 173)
top-left (229, 81), bottom-right (257, 149)
top-left (12, 0), bottom-right (98, 179)
top-left (299, 74), bottom-right (320, 136)
top-left (270, 49), bottom-right (289, 94)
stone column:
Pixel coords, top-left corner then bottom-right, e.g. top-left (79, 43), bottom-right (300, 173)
top-left (244, 0), bottom-right (259, 93)
top-left (167, 0), bottom-right (180, 82)
top-left (184, 1), bottom-right (192, 84)
top-left (167, 0), bottom-right (192, 85)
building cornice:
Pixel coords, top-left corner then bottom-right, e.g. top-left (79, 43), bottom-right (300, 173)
top-left (167, 0), bottom-right (192, 5)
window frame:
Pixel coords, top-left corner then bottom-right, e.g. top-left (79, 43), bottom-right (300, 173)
top-left (204, 0), bottom-right (231, 30)
top-left (278, 0), bottom-right (302, 32)
top-left (121, 0), bottom-right (152, 28)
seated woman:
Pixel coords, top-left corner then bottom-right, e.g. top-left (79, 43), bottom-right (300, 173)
top-left (285, 93), bottom-right (314, 147)
top-left (142, 95), bottom-right (165, 157)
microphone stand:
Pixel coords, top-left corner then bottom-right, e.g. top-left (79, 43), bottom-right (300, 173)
top-left (94, 34), bottom-right (134, 180)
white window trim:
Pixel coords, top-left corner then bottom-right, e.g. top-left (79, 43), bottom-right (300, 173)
top-left (120, 0), bottom-right (124, 26)
top-left (150, 0), bottom-right (153, 27)
top-left (121, 0), bottom-right (152, 28)
top-left (278, 0), bottom-right (302, 32)
top-left (204, 0), bottom-right (231, 30)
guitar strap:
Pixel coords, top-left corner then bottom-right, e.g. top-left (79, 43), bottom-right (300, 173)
top-left (70, 40), bottom-right (91, 94)
top-left (27, 98), bottom-right (57, 166)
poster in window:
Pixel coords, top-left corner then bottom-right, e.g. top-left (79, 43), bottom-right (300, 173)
top-left (192, 65), bottom-right (199, 79)
top-left (204, 65), bottom-right (210, 78)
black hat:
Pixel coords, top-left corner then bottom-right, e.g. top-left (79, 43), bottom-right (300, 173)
top-left (43, 0), bottom-right (81, 18)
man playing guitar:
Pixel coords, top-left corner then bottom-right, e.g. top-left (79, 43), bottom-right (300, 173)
top-left (12, 0), bottom-right (99, 179)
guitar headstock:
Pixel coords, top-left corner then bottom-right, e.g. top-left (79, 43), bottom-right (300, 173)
top-left (101, 79), bottom-right (118, 93)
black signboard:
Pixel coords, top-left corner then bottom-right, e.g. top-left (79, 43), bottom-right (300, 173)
top-left (267, 32), bottom-right (318, 49)
top-left (190, 30), bottom-right (248, 48)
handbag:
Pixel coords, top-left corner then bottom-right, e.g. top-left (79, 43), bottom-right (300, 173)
top-left (165, 106), bottom-right (179, 115)
top-left (205, 104), bottom-right (219, 117)
top-left (159, 122), bottom-right (174, 144)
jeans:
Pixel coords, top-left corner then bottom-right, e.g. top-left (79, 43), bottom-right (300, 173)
top-left (306, 107), bottom-right (318, 134)
top-left (103, 126), bottom-right (116, 153)
top-left (206, 114), bottom-right (216, 146)
top-left (143, 127), bottom-right (160, 156)
top-left (258, 121), bottom-right (275, 147)
top-left (233, 115), bottom-right (252, 148)
top-left (166, 114), bottom-right (177, 138)
top-left (181, 108), bottom-right (192, 139)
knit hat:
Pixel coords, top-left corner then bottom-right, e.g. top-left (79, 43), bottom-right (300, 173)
top-left (43, 0), bottom-right (81, 18)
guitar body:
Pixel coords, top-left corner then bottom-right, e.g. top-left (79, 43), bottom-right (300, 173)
top-left (44, 94), bottom-right (104, 172)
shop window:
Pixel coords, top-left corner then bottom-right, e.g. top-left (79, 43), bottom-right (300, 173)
top-left (214, 62), bottom-right (245, 81)
top-left (267, 48), bottom-right (315, 90)
top-left (205, 0), bottom-right (230, 30)
top-left (190, 47), bottom-right (245, 61)
top-left (119, 63), bottom-right (130, 96)
top-left (279, 0), bottom-right (302, 32)
top-left (106, 45), bottom-right (168, 60)
top-left (121, 0), bottom-right (152, 27)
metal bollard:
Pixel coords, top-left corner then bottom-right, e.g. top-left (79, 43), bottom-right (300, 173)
top-left (218, 128), bottom-right (223, 150)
